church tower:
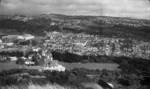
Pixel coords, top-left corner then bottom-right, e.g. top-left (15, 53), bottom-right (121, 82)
top-left (44, 51), bottom-right (53, 66)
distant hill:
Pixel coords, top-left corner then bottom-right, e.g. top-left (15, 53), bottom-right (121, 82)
top-left (0, 14), bottom-right (150, 39)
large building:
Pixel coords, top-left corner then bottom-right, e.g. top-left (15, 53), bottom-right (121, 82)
top-left (44, 60), bottom-right (65, 72)
top-left (17, 34), bottom-right (34, 40)
top-left (42, 50), bottom-right (65, 72)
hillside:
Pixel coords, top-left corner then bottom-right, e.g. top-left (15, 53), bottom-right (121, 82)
top-left (0, 14), bottom-right (150, 40)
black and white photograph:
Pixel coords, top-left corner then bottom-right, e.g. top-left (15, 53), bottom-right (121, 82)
top-left (0, 0), bottom-right (150, 89)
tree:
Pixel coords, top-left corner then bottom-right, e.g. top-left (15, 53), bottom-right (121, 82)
top-left (16, 57), bottom-right (25, 65)
top-left (119, 60), bottom-right (137, 74)
top-left (31, 40), bottom-right (38, 46)
top-left (32, 54), bottom-right (44, 65)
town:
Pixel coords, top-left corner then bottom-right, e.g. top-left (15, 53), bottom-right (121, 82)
top-left (0, 31), bottom-right (150, 71)
top-left (1, 0), bottom-right (150, 88)
top-left (0, 31), bottom-right (150, 65)
top-left (44, 31), bottom-right (150, 59)
top-left (0, 31), bottom-right (150, 89)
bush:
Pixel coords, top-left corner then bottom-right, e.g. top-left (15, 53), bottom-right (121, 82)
top-left (16, 58), bottom-right (25, 65)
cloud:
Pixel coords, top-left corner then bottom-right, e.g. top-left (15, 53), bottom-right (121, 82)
top-left (0, 0), bottom-right (150, 19)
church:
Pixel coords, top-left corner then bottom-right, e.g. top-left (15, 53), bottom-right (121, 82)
top-left (42, 50), bottom-right (65, 72)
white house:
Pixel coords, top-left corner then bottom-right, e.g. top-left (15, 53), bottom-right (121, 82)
top-left (25, 61), bottom-right (35, 66)
top-left (6, 43), bottom-right (14, 46)
top-left (17, 36), bottom-right (24, 40)
top-left (9, 57), bottom-right (18, 61)
top-left (24, 34), bottom-right (34, 40)
top-left (17, 34), bottom-right (34, 40)
top-left (32, 47), bottom-right (41, 52)
top-left (0, 39), bottom-right (2, 43)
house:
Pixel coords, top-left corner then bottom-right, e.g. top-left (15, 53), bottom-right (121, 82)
top-left (6, 42), bottom-right (14, 46)
top-left (0, 39), bottom-right (2, 43)
top-left (2, 35), bottom-right (20, 40)
top-left (32, 47), bottom-right (41, 52)
top-left (50, 22), bottom-right (56, 26)
top-left (0, 44), bottom-right (4, 49)
top-left (17, 34), bottom-right (34, 40)
top-left (17, 36), bottom-right (24, 40)
top-left (20, 57), bottom-right (27, 60)
top-left (73, 40), bottom-right (88, 47)
top-left (9, 57), bottom-right (18, 61)
top-left (24, 34), bottom-right (34, 40)
top-left (25, 61), bottom-right (35, 66)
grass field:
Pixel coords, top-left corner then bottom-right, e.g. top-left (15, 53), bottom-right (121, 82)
top-left (83, 83), bottom-right (103, 89)
top-left (1, 83), bottom-right (74, 89)
top-left (59, 62), bottom-right (118, 71)
top-left (0, 61), bottom-right (119, 71)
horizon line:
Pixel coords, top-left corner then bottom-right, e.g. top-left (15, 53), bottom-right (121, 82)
top-left (0, 13), bottom-right (150, 20)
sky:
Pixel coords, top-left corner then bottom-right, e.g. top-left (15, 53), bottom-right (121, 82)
top-left (0, 0), bottom-right (150, 19)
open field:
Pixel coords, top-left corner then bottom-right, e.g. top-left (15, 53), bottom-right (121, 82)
top-left (1, 83), bottom-right (73, 89)
top-left (83, 83), bottom-right (103, 89)
top-left (0, 61), bottom-right (119, 71)
top-left (59, 62), bottom-right (118, 71)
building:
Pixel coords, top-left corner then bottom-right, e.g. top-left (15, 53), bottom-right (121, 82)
top-left (0, 39), bottom-right (2, 43)
top-left (25, 61), bottom-right (35, 66)
top-left (17, 34), bottom-right (34, 40)
top-left (9, 57), bottom-right (18, 61)
top-left (41, 50), bottom-right (66, 72)
top-left (73, 40), bottom-right (88, 47)
top-left (44, 60), bottom-right (65, 72)
top-left (2, 35), bottom-right (20, 40)
top-left (23, 34), bottom-right (34, 40)
top-left (32, 47), bottom-right (41, 52)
